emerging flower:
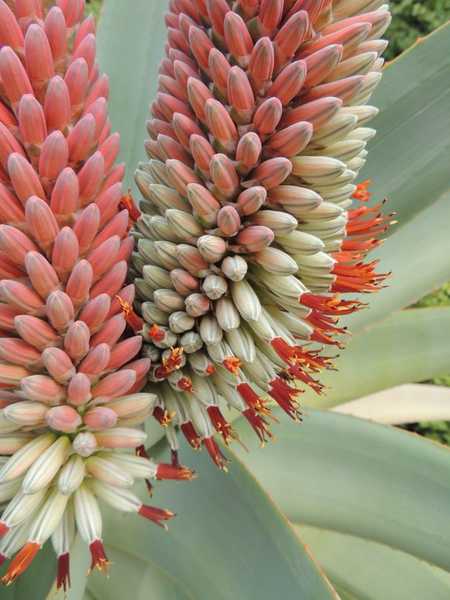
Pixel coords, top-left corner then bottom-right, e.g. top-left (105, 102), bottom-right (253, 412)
top-left (132, 0), bottom-right (392, 466)
top-left (0, 0), bottom-right (194, 590)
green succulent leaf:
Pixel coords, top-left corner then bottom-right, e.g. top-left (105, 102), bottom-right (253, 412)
top-left (97, 0), bottom-right (168, 190)
top-left (360, 22), bottom-right (450, 229)
top-left (79, 442), bottom-right (339, 600)
top-left (232, 409), bottom-right (450, 571)
top-left (295, 525), bottom-right (450, 600)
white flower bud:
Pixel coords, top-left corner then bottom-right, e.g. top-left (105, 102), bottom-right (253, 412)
top-left (22, 436), bottom-right (71, 495)
top-left (58, 454), bottom-right (86, 495)
top-left (0, 433), bottom-right (56, 483)
top-left (230, 280), bottom-right (261, 322)
top-left (215, 298), bottom-right (241, 332)
top-left (73, 432), bottom-right (98, 458)
top-left (199, 315), bottom-right (223, 345)
top-left (202, 274), bottom-right (228, 300)
top-left (169, 311), bottom-right (195, 334)
top-left (86, 456), bottom-right (134, 488)
top-left (221, 255), bottom-right (248, 281)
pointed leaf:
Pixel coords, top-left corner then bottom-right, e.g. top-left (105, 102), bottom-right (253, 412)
top-left (233, 409), bottom-right (450, 571)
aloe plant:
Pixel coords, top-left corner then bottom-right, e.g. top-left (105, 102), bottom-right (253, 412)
top-left (0, 1), bottom-right (449, 599)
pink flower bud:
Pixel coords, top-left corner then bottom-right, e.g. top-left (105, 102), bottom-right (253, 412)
top-left (227, 66), bottom-right (255, 123)
top-left (79, 343), bottom-right (111, 377)
top-left (0, 363), bottom-right (31, 386)
top-left (208, 47), bottom-right (232, 96)
top-left (41, 347), bottom-right (75, 383)
top-left (47, 405), bottom-right (81, 433)
top-left (205, 99), bottom-right (238, 153)
top-left (79, 294), bottom-right (111, 333)
top-left (224, 12), bottom-right (253, 67)
top-left (268, 60), bottom-right (307, 105)
top-left (166, 158), bottom-right (201, 196)
top-left (44, 76), bottom-right (71, 132)
top-left (24, 24), bottom-right (55, 91)
top-left (56, 0), bottom-right (84, 27)
top-left (259, 0), bottom-right (283, 32)
top-left (64, 57), bottom-right (89, 112)
top-left (95, 183), bottom-right (122, 227)
top-left (73, 203), bottom-right (100, 254)
top-left (0, 279), bottom-right (44, 315)
top-left (92, 210), bottom-right (128, 249)
top-left (0, 1), bottom-right (24, 51)
top-left (120, 358), bottom-right (151, 385)
top-left (44, 7), bottom-right (67, 66)
top-left (91, 314), bottom-right (126, 347)
top-left (248, 37), bottom-right (274, 92)
top-left (74, 15), bottom-right (96, 51)
top-left (18, 95), bottom-right (47, 147)
top-left (266, 121), bottom-right (313, 158)
top-left (0, 47), bottom-right (32, 107)
top-left (85, 73), bottom-right (110, 109)
top-left (92, 369), bottom-right (137, 402)
top-left (87, 235), bottom-right (120, 279)
top-left (67, 113), bottom-right (96, 163)
top-left (274, 10), bottom-right (310, 63)
top-left (236, 132), bottom-right (262, 172)
top-left (0, 256), bottom-right (23, 280)
top-left (253, 97), bottom-right (283, 136)
top-left (304, 45), bottom-right (343, 88)
top-left (186, 183), bottom-right (220, 226)
top-left (46, 290), bottom-right (74, 331)
top-left (72, 33), bottom-right (96, 75)
top-left (50, 167), bottom-right (79, 217)
top-left (8, 153), bottom-right (45, 205)
top-left (304, 75), bottom-right (364, 104)
top-left (77, 151), bottom-right (105, 205)
top-left (84, 97), bottom-right (108, 139)
top-left (15, 315), bottom-right (60, 350)
top-left (242, 191), bottom-right (270, 222)
top-left (176, 244), bottom-right (209, 278)
top-left (236, 225), bottom-right (274, 253)
top-left (25, 252), bottom-right (60, 300)
top-left (52, 227), bottom-right (79, 278)
top-left (108, 336), bottom-right (143, 371)
top-left (0, 338), bottom-right (41, 368)
top-left (39, 131), bottom-right (69, 182)
top-left (0, 305), bottom-right (21, 332)
top-left (65, 259), bottom-right (93, 307)
top-left (281, 97), bottom-right (342, 129)
top-left (84, 407), bottom-right (118, 431)
top-left (0, 183), bottom-right (25, 226)
top-left (252, 157), bottom-right (292, 189)
top-left (25, 196), bottom-right (60, 252)
top-left (21, 374), bottom-right (65, 405)
top-left (64, 320), bottom-right (90, 362)
top-left (99, 132), bottom-right (120, 172)
top-left (90, 260), bottom-right (127, 298)
top-left (187, 77), bottom-right (213, 124)
top-left (210, 154), bottom-right (239, 199)
top-left (217, 206), bottom-right (241, 237)
top-left (170, 268), bottom-right (200, 296)
top-left (189, 25), bottom-right (214, 71)
top-left (67, 372), bottom-right (92, 406)
top-left (0, 123), bottom-right (26, 170)
top-left (0, 224), bottom-right (37, 266)
top-left (185, 293), bottom-right (210, 318)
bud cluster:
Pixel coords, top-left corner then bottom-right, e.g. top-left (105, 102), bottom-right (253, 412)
top-left (132, 0), bottom-right (392, 467)
top-left (0, 0), bottom-right (193, 590)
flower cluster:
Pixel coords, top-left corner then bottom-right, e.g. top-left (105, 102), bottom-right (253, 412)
top-left (131, 0), bottom-right (392, 467)
top-left (0, 0), bottom-right (193, 590)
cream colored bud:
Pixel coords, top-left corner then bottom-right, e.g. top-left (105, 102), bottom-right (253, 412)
top-left (73, 431), bottom-right (98, 458)
top-left (169, 311), bottom-right (195, 334)
top-left (179, 331), bottom-right (203, 354)
top-left (58, 454), bottom-right (86, 495)
top-left (215, 298), bottom-right (241, 332)
top-left (221, 255), bottom-right (248, 281)
top-left (185, 293), bottom-right (210, 318)
top-left (22, 436), bottom-right (71, 494)
top-left (199, 315), bottom-right (223, 345)
top-left (197, 235), bottom-right (227, 264)
top-left (142, 265), bottom-right (173, 289)
top-left (230, 280), bottom-right (261, 321)
top-left (202, 274), bottom-right (228, 300)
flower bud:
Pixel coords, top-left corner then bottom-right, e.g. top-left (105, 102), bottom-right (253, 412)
top-left (46, 406), bottom-right (82, 434)
top-left (168, 311), bottom-right (195, 334)
top-left (73, 432), bottom-right (97, 458)
top-left (83, 407), bottom-right (118, 431)
top-left (217, 206), bottom-right (241, 237)
top-left (197, 235), bottom-right (227, 263)
top-left (221, 255), bottom-right (248, 282)
top-left (202, 274), bottom-right (228, 300)
top-left (185, 293), bottom-right (210, 318)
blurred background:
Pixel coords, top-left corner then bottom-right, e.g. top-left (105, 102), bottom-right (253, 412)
top-left (87, 0), bottom-right (450, 445)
